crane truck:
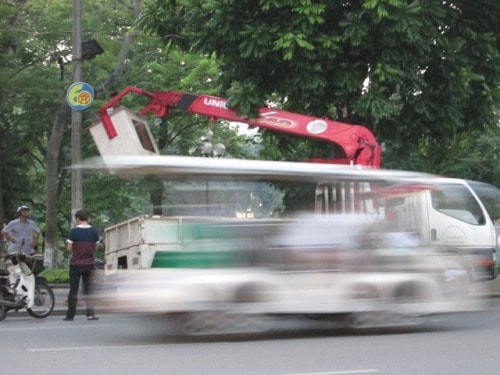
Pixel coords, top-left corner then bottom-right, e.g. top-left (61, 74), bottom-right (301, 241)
top-left (85, 87), bottom-right (497, 333)
top-left (91, 87), bottom-right (497, 280)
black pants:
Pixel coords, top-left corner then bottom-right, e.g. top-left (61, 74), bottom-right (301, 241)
top-left (66, 264), bottom-right (95, 319)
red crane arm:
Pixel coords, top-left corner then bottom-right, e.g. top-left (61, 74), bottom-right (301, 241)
top-left (98, 87), bottom-right (381, 167)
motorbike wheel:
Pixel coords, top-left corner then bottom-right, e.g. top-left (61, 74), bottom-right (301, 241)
top-left (27, 281), bottom-right (55, 319)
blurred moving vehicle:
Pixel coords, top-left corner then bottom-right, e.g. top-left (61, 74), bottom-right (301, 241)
top-left (89, 86), bottom-right (498, 283)
top-left (77, 157), bottom-right (493, 334)
top-left (96, 213), bottom-right (473, 334)
top-left (89, 156), bottom-right (497, 283)
top-left (82, 87), bottom-right (497, 334)
top-left (323, 177), bottom-right (499, 282)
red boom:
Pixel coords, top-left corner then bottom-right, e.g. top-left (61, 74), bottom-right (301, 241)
top-left (98, 86), bottom-right (381, 167)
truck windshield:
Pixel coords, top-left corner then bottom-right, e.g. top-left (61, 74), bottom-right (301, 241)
top-left (430, 183), bottom-right (486, 225)
top-left (467, 180), bottom-right (500, 223)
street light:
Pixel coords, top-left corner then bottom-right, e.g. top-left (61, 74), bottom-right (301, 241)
top-left (201, 140), bottom-right (213, 157)
top-left (81, 39), bottom-right (104, 60)
top-left (200, 130), bottom-right (225, 158)
top-left (71, 0), bottom-right (83, 225)
top-left (212, 143), bottom-right (226, 158)
top-left (199, 131), bottom-right (225, 215)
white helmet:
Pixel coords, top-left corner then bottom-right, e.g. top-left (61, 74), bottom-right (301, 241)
top-left (16, 205), bottom-right (30, 213)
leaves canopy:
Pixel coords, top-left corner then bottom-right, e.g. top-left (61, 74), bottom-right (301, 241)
top-left (140, 0), bottom-right (500, 179)
top-left (0, 0), bottom-right (252, 244)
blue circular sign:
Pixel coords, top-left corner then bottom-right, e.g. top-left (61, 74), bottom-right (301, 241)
top-left (66, 82), bottom-right (94, 110)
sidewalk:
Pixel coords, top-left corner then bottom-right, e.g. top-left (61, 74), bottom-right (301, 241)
top-left (50, 286), bottom-right (71, 315)
top-left (7, 285), bottom-right (87, 318)
top-left (50, 285), bottom-right (101, 316)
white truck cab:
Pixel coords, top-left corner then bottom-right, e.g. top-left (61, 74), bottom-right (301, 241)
top-left (341, 178), bottom-right (498, 282)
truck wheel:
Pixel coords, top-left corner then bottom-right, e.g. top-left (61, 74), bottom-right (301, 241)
top-left (345, 311), bottom-right (419, 329)
top-left (394, 282), bottom-right (425, 302)
top-left (234, 283), bottom-right (269, 303)
top-left (443, 268), bottom-right (470, 299)
top-left (0, 307), bottom-right (6, 321)
top-left (178, 311), bottom-right (272, 336)
top-left (0, 290), bottom-right (8, 321)
top-left (178, 311), bottom-right (217, 335)
top-left (350, 283), bottom-right (380, 300)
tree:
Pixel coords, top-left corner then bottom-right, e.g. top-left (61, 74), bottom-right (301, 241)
top-left (1, 0), bottom-right (251, 266)
top-left (140, 0), bottom-right (500, 182)
top-left (0, 0), bottom-right (150, 266)
top-left (0, 0), bottom-right (66, 231)
top-left (1, 1), bottom-right (74, 264)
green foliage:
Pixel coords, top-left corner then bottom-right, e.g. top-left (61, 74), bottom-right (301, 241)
top-left (140, 0), bottom-right (500, 185)
top-left (398, 126), bottom-right (500, 187)
top-left (0, 0), bottom-right (66, 219)
top-left (40, 267), bottom-right (69, 284)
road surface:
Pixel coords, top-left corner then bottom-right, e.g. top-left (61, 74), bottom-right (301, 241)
top-left (1, 299), bottom-right (500, 375)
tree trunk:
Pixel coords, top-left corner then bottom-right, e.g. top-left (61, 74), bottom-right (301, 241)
top-left (44, 104), bottom-right (70, 268)
top-left (0, 157), bottom-right (4, 226)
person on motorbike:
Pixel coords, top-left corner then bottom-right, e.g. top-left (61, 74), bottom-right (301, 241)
top-left (1, 205), bottom-right (40, 255)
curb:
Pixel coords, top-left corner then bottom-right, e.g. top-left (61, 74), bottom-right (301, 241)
top-left (5, 286), bottom-right (88, 319)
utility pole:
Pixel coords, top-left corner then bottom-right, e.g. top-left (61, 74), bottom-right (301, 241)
top-left (71, 0), bottom-right (83, 223)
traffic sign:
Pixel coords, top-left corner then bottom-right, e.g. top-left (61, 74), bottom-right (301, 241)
top-left (66, 82), bottom-right (94, 110)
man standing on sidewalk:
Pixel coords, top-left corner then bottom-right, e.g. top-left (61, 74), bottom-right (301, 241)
top-left (63, 209), bottom-right (100, 321)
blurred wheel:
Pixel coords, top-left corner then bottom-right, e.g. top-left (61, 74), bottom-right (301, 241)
top-left (0, 307), bottom-right (6, 321)
top-left (443, 268), bottom-right (470, 299)
top-left (0, 290), bottom-right (7, 321)
top-left (394, 282), bottom-right (426, 302)
top-left (345, 311), bottom-right (420, 329)
top-left (178, 311), bottom-right (272, 336)
top-left (234, 283), bottom-right (271, 303)
top-left (350, 283), bottom-right (380, 300)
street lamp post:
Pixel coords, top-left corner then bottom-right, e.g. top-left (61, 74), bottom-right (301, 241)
top-left (200, 131), bottom-right (225, 215)
top-left (200, 131), bottom-right (226, 158)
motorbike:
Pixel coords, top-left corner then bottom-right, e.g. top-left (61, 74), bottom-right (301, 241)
top-left (0, 252), bottom-right (55, 321)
